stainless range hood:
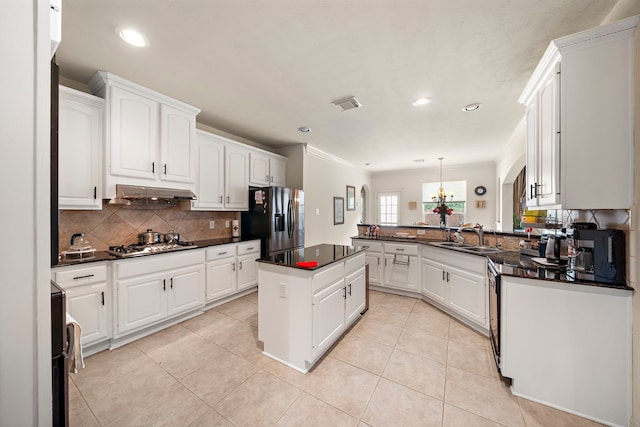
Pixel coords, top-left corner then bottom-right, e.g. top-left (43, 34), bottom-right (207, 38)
top-left (109, 184), bottom-right (197, 209)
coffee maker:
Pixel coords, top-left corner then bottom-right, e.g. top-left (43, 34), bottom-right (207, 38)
top-left (567, 227), bottom-right (626, 285)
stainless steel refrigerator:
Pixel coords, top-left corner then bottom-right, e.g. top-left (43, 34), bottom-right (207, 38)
top-left (241, 186), bottom-right (304, 257)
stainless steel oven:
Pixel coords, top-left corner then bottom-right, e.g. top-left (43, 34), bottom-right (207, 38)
top-left (487, 258), bottom-right (501, 374)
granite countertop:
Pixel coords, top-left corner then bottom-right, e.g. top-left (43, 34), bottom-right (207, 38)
top-left (351, 235), bottom-right (633, 291)
top-left (53, 236), bottom-right (258, 268)
top-left (257, 244), bottom-right (366, 271)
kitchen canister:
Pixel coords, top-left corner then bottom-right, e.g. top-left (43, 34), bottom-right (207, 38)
top-left (232, 219), bottom-right (240, 237)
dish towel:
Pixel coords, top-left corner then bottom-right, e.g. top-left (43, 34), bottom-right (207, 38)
top-left (66, 313), bottom-right (85, 373)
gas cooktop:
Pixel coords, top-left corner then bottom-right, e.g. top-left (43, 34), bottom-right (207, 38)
top-left (108, 241), bottom-right (197, 258)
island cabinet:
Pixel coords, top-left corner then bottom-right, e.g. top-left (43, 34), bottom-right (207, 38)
top-left (258, 248), bottom-right (366, 373)
top-left (113, 249), bottom-right (205, 337)
top-left (420, 245), bottom-right (488, 331)
top-left (500, 276), bottom-right (632, 427)
top-left (519, 16), bottom-right (638, 209)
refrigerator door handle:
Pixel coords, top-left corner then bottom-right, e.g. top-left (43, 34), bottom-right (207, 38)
top-left (287, 200), bottom-right (293, 239)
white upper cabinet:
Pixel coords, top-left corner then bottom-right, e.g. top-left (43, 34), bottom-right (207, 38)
top-left (160, 104), bottom-right (196, 183)
top-left (249, 150), bottom-right (287, 187)
top-left (225, 143), bottom-right (250, 210)
top-left (58, 86), bottom-right (104, 210)
top-left (192, 130), bottom-right (249, 211)
top-left (108, 86), bottom-right (158, 180)
top-left (88, 71), bottom-right (200, 198)
top-left (519, 16), bottom-right (638, 209)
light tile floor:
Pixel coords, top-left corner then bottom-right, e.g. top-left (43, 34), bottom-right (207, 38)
top-left (69, 290), bottom-right (603, 426)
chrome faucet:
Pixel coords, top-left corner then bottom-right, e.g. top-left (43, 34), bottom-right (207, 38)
top-left (459, 223), bottom-right (484, 246)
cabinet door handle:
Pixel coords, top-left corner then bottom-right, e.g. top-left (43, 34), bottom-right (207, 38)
top-left (219, 196), bottom-right (223, 203)
top-left (73, 274), bottom-right (94, 280)
top-left (343, 287), bottom-right (346, 299)
top-left (152, 161), bottom-right (155, 174)
top-left (163, 279), bottom-right (166, 291)
top-left (270, 176), bottom-right (274, 183)
top-left (163, 163), bottom-right (167, 175)
top-left (442, 270), bottom-right (445, 281)
top-left (266, 174), bottom-right (269, 182)
top-left (232, 262), bottom-right (236, 272)
top-left (101, 291), bottom-right (104, 306)
top-left (396, 248), bottom-right (405, 251)
top-left (446, 272), bottom-right (450, 282)
top-left (348, 283), bottom-right (352, 295)
top-left (247, 247), bottom-right (254, 251)
top-left (377, 258), bottom-right (380, 265)
top-left (170, 277), bottom-right (173, 289)
top-left (218, 251), bottom-right (227, 255)
top-left (239, 261), bottom-right (243, 270)
top-left (227, 196), bottom-right (230, 204)
top-left (93, 186), bottom-right (97, 200)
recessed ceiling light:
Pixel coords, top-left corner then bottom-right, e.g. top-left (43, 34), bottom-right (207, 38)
top-left (116, 27), bottom-right (148, 47)
top-left (412, 98), bottom-right (432, 106)
top-left (462, 103), bottom-right (482, 112)
top-left (298, 127), bottom-right (311, 133)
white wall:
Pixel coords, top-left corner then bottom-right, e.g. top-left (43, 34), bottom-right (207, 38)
top-left (0, 0), bottom-right (51, 425)
top-left (277, 144), bottom-right (305, 190)
top-left (303, 146), bottom-right (371, 246)
top-left (370, 162), bottom-right (496, 229)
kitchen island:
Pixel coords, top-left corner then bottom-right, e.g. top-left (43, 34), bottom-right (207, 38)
top-left (257, 244), bottom-right (366, 373)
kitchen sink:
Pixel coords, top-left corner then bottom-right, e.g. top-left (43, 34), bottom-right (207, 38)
top-left (429, 242), bottom-right (475, 248)
top-left (429, 241), bottom-right (503, 254)
top-left (459, 246), bottom-right (503, 254)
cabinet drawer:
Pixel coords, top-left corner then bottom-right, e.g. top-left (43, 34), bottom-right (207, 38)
top-left (384, 243), bottom-right (418, 256)
top-left (206, 244), bottom-right (236, 261)
top-left (353, 240), bottom-right (382, 253)
top-left (345, 253), bottom-right (365, 275)
top-left (117, 249), bottom-right (205, 279)
top-left (237, 240), bottom-right (260, 256)
top-left (312, 262), bottom-right (345, 294)
top-left (55, 264), bottom-right (107, 288)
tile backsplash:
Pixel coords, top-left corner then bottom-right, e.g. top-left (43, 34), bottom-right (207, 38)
top-left (59, 201), bottom-right (239, 252)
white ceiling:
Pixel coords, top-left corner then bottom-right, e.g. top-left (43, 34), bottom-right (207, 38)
top-left (57, 0), bottom-right (628, 172)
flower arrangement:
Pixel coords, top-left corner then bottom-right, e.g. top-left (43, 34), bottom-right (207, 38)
top-left (432, 205), bottom-right (453, 216)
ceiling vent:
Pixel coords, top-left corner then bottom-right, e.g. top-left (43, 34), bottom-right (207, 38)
top-left (332, 96), bottom-right (362, 112)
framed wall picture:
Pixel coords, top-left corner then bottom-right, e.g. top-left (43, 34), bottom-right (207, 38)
top-left (334, 197), bottom-right (344, 225)
top-left (346, 185), bottom-right (356, 211)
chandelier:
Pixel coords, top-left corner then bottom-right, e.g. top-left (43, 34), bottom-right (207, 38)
top-left (431, 157), bottom-right (454, 205)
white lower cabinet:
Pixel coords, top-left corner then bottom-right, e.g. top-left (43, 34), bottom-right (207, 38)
top-left (352, 239), bottom-right (382, 285)
top-left (345, 267), bottom-right (366, 324)
top-left (420, 245), bottom-right (487, 330)
top-left (205, 240), bottom-right (260, 303)
top-left (54, 264), bottom-right (110, 348)
top-left (351, 239), bottom-right (418, 291)
top-left (311, 266), bottom-right (365, 352)
top-left (114, 250), bottom-right (205, 336)
top-left (259, 252), bottom-right (366, 373)
top-left (312, 278), bottom-right (347, 354)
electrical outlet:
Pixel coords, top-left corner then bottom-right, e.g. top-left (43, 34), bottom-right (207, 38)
top-left (315, 208), bottom-right (320, 216)
top-left (417, 229), bottom-right (426, 235)
top-left (279, 283), bottom-right (287, 299)
top-left (209, 221), bottom-right (215, 229)
top-left (225, 220), bottom-right (230, 228)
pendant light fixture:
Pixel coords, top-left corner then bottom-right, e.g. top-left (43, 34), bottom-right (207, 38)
top-left (430, 158), bottom-right (454, 227)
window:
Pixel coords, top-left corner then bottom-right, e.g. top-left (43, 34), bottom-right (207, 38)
top-left (422, 181), bottom-right (466, 226)
top-left (378, 192), bottom-right (400, 225)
